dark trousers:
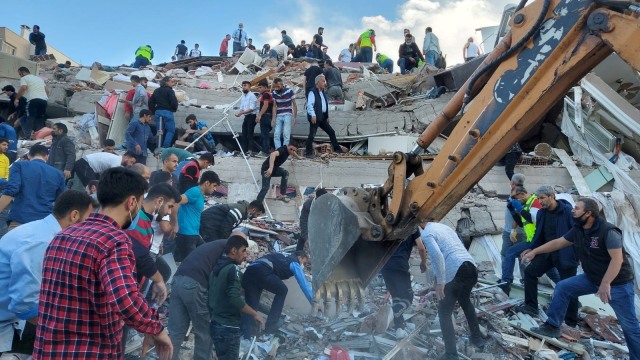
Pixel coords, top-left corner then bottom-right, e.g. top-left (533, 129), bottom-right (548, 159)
top-left (305, 116), bottom-right (340, 155)
top-left (23, 98), bottom-right (47, 137)
top-left (524, 253), bottom-right (579, 326)
top-left (174, 233), bottom-right (203, 262)
top-left (210, 320), bottom-right (241, 360)
top-left (256, 167), bottom-right (288, 203)
top-left (439, 262), bottom-right (482, 355)
top-left (381, 269), bottom-right (414, 329)
top-left (73, 158), bottom-right (98, 187)
top-left (169, 275), bottom-right (212, 360)
top-left (241, 264), bottom-right (288, 338)
top-left (295, 235), bottom-right (307, 251)
top-left (135, 154), bottom-right (147, 165)
top-left (312, 46), bottom-right (322, 60)
top-left (241, 114), bottom-right (257, 153)
top-left (259, 114), bottom-right (272, 153)
top-left (7, 321), bottom-right (36, 355)
top-left (185, 134), bottom-right (216, 153)
top-left (133, 55), bottom-right (150, 68)
top-left (502, 151), bottom-right (522, 181)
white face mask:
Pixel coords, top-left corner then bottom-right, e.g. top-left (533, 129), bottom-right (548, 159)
top-left (125, 198), bottom-right (141, 230)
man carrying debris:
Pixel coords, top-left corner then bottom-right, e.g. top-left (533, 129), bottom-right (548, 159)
top-left (47, 123), bottom-right (76, 179)
top-left (200, 200), bottom-right (264, 242)
top-left (236, 81), bottom-right (258, 156)
top-left (256, 145), bottom-right (299, 204)
top-left (169, 230), bottom-right (247, 360)
top-left (516, 186), bottom-right (579, 328)
top-left (381, 230), bottom-right (427, 336)
top-left (125, 109), bottom-right (154, 165)
top-left (241, 251), bottom-right (314, 337)
top-left (33, 168), bottom-right (173, 359)
top-left (523, 198), bottom-right (640, 355)
top-left (272, 78), bottom-right (297, 149)
top-left (297, 188), bottom-right (328, 251)
top-left (398, 33), bottom-right (424, 75)
top-left (305, 74), bottom-right (343, 158)
top-left (133, 45), bottom-right (154, 68)
top-left (0, 190), bottom-right (94, 355)
top-left (209, 235), bottom-right (264, 360)
top-left (256, 80), bottom-right (275, 157)
top-left (421, 222), bottom-right (486, 360)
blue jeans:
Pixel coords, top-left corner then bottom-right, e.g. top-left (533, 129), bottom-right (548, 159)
top-left (241, 264), bottom-right (289, 337)
top-left (233, 42), bottom-right (243, 53)
top-left (546, 275), bottom-right (640, 358)
top-left (381, 59), bottom-right (394, 73)
top-left (133, 55), bottom-right (150, 68)
top-left (360, 47), bottom-right (373, 63)
top-left (274, 114), bottom-right (292, 149)
top-left (259, 114), bottom-right (272, 153)
top-left (398, 58), bottom-right (417, 75)
top-left (426, 50), bottom-right (438, 66)
top-left (35, 47), bottom-right (47, 56)
top-left (501, 240), bottom-right (530, 283)
top-left (210, 321), bottom-right (241, 360)
top-left (155, 109), bottom-right (175, 148)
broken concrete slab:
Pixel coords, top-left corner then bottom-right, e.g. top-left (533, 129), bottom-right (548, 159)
top-left (68, 91), bottom-right (104, 115)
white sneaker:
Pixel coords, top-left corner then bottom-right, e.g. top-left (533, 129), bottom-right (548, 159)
top-left (395, 328), bottom-right (408, 339)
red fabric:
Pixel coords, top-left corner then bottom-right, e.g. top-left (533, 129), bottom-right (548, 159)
top-left (330, 345), bottom-right (350, 360)
top-left (124, 88), bottom-right (136, 113)
top-left (104, 94), bottom-right (119, 118)
top-left (34, 214), bottom-right (163, 359)
top-left (220, 38), bottom-right (229, 53)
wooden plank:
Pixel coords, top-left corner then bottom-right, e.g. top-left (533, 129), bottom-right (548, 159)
top-left (250, 68), bottom-right (276, 86)
top-left (508, 320), bottom-right (585, 355)
top-left (553, 148), bottom-right (592, 196)
top-left (380, 74), bottom-right (417, 90)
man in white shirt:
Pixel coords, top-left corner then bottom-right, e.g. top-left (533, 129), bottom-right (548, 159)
top-left (338, 44), bottom-right (354, 62)
top-left (0, 190), bottom-right (94, 354)
top-left (270, 44), bottom-right (294, 61)
top-left (463, 37), bottom-right (482, 62)
top-left (73, 151), bottom-right (138, 186)
top-left (235, 81), bottom-right (258, 155)
top-left (15, 67), bottom-right (48, 139)
top-left (189, 44), bottom-right (201, 58)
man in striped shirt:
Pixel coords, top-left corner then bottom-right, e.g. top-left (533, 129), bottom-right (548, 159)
top-left (271, 78), bottom-right (297, 149)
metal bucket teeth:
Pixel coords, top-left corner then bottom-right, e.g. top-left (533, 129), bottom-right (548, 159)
top-left (312, 279), bottom-right (365, 319)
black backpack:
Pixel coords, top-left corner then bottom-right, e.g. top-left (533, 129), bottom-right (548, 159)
top-left (435, 53), bottom-right (446, 69)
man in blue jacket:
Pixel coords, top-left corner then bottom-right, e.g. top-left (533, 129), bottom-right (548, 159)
top-left (125, 109), bottom-right (155, 165)
top-left (517, 186), bottom-right (579, 327)
top-left (241, 251), bottom-right (313, 338)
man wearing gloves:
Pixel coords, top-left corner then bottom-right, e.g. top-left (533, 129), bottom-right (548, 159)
top-left (421, 222), bottom-right (486, 360)
top-left (241, 251), bottom-right (313, 338)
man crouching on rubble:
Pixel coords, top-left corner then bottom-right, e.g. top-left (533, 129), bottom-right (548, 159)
top-left (241, 251), bottom-right (314, 338)
top-left (523, 198), bottom-right (640, 357)
top-left (421, 222), bottom-right (487, 360)
top-left (209, 235), bottom-right (265, 360)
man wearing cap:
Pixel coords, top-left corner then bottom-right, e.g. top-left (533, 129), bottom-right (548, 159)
top-left (356, 29), bottom-right (377, 63)
top-left (311, 27), bottom-right (328, 60)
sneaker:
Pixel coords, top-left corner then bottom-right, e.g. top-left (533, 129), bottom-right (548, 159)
top-left (395, 327), bottom-right (408, 339)
top-left (470, 334), bottom-right (487, 348)
top-left (514, 303), bottom-right (539, 317)
top-left (498, 282), bottom-right (511, 296)
top-left (256, 151), bottom-right (268, 158)
top-left (531, 322), bottom-right (561, 338)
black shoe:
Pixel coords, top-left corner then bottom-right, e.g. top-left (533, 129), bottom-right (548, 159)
top-left (514, 304), bottom-right (538, 317)
top-left (498, 282), bottom-right (511, 296)
top-left (469, 334), bottom-right (487, 348)
top-left (531, 322), bottom-right (561, 338)
top-left (334, 147), bottom-right (344, 154)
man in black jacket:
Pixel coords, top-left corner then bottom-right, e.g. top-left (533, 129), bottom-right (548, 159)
top-left (149, 77), bottom-right (179, 149)
top-left (47, 123), bottom-right (75, 180)
top-left (256, 145), bottom-right (299, 204)
top-left (305, 74), bottom-right (342, 158)
top-left (29, 25), bottom-right (47, 55)
top-left (398, 33), bottom-right (425, 74)
top-left (200, 200), bottom-right (265, 242)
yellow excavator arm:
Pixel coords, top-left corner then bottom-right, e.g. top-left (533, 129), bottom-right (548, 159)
top-left (308, 0), bottom-right (640, 315)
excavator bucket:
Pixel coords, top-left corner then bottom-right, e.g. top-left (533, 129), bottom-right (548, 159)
top-left (308, 191), bottom-right (400, 316)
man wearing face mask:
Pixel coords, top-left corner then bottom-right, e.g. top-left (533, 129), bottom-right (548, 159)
top-left (34, 168), bottom-right (173, 360)
top-left (200, 200), bottom-right (265, 242)
top-left (0, 190), bottom-right (94, 355)
top-left (522, 198), bottom-right (640, 354)
top-left (516, 186), bottom-right (579, 327)
top-left (46, 123), bottom-right (76, 179)
top-left (235, 81), bottom-right (258, 156)
top-left (398, 33), bottom-right (424, 75)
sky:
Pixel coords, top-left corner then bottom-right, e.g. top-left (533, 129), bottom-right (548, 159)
top-left (0, 0), bottom-right (516, 69)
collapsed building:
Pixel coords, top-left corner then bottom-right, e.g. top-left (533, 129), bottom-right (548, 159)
top-left (1, 28), bottom-right (640, 360)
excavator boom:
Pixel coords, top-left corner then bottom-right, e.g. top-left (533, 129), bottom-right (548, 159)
top-left (309, 0), bottom-right (640, 314)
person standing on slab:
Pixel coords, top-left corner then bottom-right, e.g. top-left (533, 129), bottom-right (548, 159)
top-left (235, 81), bottom-right (258, 155)
top-left (256, 145), bottom-right (299, 204)
top-left (149, 77), bottom-right (178, 149)
top-left (305, 75), bottom-right (342, 158)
